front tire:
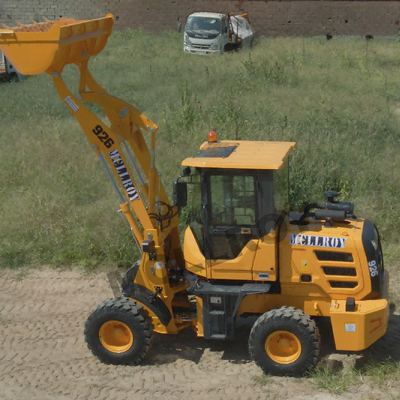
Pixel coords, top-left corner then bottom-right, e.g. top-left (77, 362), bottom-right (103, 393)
top-left (84, 297), bottom-right (153, 365)
top-left (249, 306), bottom-right (320, 376)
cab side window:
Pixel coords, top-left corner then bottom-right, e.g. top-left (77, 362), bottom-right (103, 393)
top-left (209, 174), bottom-right (256, 226)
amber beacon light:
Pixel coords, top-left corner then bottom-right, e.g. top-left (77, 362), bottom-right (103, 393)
top-left (208, 130), bottom-right (217, 142)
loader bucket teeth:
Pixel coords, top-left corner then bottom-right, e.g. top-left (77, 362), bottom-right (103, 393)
top-left (0, 14), bottom-right (114, 75)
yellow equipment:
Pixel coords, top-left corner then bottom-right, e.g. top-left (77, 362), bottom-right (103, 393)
top-left (0, 15), bottom-right (389, 376)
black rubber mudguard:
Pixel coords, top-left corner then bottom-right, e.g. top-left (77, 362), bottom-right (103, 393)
top-left (122, 283), bottom-right (172, 326)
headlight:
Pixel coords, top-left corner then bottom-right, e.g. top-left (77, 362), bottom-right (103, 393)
top-left (184, 34), bottom-right (191, 46)
top-left (210, 42), bottom-right (221, 50)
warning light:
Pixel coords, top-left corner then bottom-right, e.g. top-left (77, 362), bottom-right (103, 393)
top-left (208, 130), bottom-right (217, 143)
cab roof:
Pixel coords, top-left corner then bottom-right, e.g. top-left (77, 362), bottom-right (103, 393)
top-left (182, 140), bottom-right (296, 170)
top-left (188, 12), bottom-right (226, 19)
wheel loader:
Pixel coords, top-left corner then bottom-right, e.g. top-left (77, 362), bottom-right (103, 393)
top-left (0, 14), bottom-right (389, 376)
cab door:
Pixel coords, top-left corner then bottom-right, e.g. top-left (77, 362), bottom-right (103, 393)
top-left (205, 171), bottom-right (259, 280)
top-left (220, 16), bottom-right (229, 48)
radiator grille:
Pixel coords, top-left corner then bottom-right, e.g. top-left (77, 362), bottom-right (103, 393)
top-left (315, 251), bottom-right (353, 262)
top-left (329, 281), bottom-right (358, 289)
top-left (322, 267), bottom-right (357, 276)
top-left (193, 44), bottom-right (211, 49)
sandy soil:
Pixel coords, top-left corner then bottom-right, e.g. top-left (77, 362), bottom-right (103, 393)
top-left (0, 267), bottom-right (399, 400)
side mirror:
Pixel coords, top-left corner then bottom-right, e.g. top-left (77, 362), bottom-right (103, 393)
top-left (173, 181), bottom-right (187, 207)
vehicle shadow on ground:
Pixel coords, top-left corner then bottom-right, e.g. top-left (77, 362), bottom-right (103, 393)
top-left (360, 307), bottom-right (400, 363)
top-left (147, 316), bottom-right (256, 366)
top-left (146, 308), bottom-right (400, 367)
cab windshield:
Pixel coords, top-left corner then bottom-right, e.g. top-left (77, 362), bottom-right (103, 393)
top-left (185, 17), bottom-right (221, 39)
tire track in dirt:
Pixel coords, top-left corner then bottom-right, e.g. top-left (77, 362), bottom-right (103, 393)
top-left (0, 267), bottom-right (399, 400)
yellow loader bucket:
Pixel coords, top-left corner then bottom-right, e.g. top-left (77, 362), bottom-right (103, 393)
top-left (0, 14), bottom-right (114, 75)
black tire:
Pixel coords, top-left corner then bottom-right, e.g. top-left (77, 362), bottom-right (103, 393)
top-left (84, 297), bottom-right (153, 365)
top-left (249, 306), bottom-right (320, 377)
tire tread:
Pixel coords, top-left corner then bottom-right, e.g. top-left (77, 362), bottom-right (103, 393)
top-left (84, 297), bottom-right (153, 365)
top-left (249, 306), bottom-right (320, 377)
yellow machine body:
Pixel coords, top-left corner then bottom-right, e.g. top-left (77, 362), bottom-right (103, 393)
top-left (0, 15), bottom-right (389, 372)
top-left (183, 210), bottom-right (389, 347)
top-left (182, 139), bottom-right (389, 348)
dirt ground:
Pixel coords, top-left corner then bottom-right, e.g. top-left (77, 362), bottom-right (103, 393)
top-left (0, 267), bottom-right (399, 400)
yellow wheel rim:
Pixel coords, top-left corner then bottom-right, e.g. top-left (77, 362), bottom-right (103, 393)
top-left (99, 320), bottom-right (133, 353)
top-left (265, 330), bottom-right (301, 364)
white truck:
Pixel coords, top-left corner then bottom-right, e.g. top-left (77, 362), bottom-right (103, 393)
top-left (183, 12), bottom-right (255, 55)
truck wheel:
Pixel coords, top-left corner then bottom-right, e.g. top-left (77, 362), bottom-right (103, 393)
top-left (248, 306), bottom-right (320, 376)
top-left (84, 297), bottom-right (153, 365)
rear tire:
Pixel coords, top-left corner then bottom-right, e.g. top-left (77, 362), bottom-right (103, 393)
top-left (84, 297), bottom-right (153, 365)
top-left (249, 306), bottom-right (320, 376)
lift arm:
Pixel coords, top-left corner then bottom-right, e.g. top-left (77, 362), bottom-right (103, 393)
top-left (0, 14), bottom-right (182, 260)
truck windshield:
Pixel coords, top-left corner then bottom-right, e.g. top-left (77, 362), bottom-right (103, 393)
top-left (185, 17), bottom-right (221, 39)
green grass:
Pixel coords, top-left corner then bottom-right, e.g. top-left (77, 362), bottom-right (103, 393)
top-left (365, 361), bottom-right (400, 389)
top-left (0, 316), bottom-right (11, 325)
top-left (1, 31), bottom-right (400, 269)
top-left (310, 367), bottom-right (359, 394)
top-left (311, 360), bottom-right (400, 397)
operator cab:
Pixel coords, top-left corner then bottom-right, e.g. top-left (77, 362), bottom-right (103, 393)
top-left (175, 134), bottom-right (295, 281)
